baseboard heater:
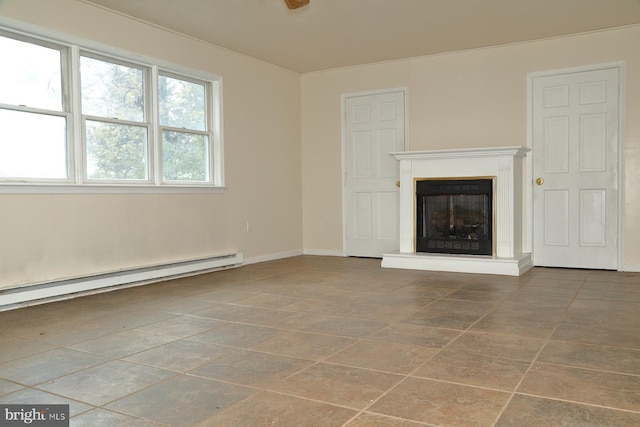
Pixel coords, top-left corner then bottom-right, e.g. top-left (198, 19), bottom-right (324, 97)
top-left (0, 252), bottom-right (243, 311)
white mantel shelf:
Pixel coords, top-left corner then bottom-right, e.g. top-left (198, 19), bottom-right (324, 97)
top-left (390, 146), bottom-right (530, 160)
top-left (382, 146), bottom-right (533, 276)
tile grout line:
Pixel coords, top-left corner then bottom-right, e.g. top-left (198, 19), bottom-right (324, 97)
top-left (488, 273), bottom-right (591, 426)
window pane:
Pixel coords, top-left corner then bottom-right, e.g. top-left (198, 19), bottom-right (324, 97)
top-left (162, 131), bottom-right (207, 182)
top-left (159, 75), bottom-right (206, 131)
top-left (0, 110), bottom-right (67, 179)
top-left (0, 36), bottom-right (62, 111)
top-left (86, 121), bottom-right (148, 180)
top-left (81, 56), bottom-right (144, 122)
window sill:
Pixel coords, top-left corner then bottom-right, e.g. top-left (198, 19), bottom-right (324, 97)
top-left (0, 184), bottom-right (226, 194)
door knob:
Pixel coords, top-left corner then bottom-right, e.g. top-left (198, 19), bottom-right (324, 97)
top-left (536, 177), bottom-right (544, 185)
top-left (396, 181), bottom-right (400, 187)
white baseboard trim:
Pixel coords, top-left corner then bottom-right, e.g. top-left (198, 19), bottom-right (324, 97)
top-left (243, 250), bottom-right (304, 265)
top-left (302, 249), bottom-right (345, 257)
top-left (0, 252), bottom-right (243, 311)
top-left (621, 264), bottom-right (640, 272)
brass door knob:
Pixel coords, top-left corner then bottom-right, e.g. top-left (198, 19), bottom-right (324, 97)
top-left (395, 181), bottom-right (400, 187)
top-left (536, 177), bottom-right (544, 185)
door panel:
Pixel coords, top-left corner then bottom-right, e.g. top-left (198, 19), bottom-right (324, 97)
top-left (579, 189), bottom-right (606, 246)
top-left (532, 67), bottom-right (618, 269)
top-left (379, 191), bottom-right (398, 239)
top-left (354, 131), bottom-right (372, 178)
top-left (543, 190), bottom-right (569, 246)
top-left (543, 116), bottom-right (569, 172)
top-left (354, 193), bottom-right (372, 239)
top-left (580, 113), bottom-right (606, 171)
top-left (345, 91), bottom-right (406, 257)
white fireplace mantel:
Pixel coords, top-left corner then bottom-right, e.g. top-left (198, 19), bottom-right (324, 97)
top-left (382, 146), bottom-right (533, 276)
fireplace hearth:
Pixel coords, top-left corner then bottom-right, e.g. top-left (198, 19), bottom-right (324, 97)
top-left (416, 179), bottom-right (493, 255)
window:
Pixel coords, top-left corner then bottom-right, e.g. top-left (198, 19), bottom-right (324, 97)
top-left (81, 55), bottom-right (149, 182)
top-left (158, 74), bottom-right (210, 183)
top-left (0, 28), bottom-right (222, 191)
top-left (0, 35), bottom-right (68, 180)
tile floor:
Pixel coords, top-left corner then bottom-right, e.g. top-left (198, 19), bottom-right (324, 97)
top-left (1, 256), bottom-right (640, 426)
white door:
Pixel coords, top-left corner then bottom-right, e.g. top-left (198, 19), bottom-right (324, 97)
top-left (344, 90), bottom-right (406, 257)
top-left (532, 67), bottom-right (619, 269)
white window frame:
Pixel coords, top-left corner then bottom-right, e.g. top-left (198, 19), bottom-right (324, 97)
top-left (80, 52), bottom-right (153, 184)
top-left (156, 70), bottom-right (214, 185)
top-left (0, 30), bottom-right (73, 184)
top-left (0, 21), bottom-right (224, 194)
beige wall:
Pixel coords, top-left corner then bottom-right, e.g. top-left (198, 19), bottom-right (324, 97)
top-left (301, 25), bottom-right (640, 270)
top-left (2, 1), bottom-right (639, 289)
top-left (0, 0), bottom-right (303, 287)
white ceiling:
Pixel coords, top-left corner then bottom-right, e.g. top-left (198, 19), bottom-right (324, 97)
top-left (83, 0), bottom-right (640, 73)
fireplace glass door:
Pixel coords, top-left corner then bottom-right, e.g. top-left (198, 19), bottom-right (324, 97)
top-left (416, 179), bottom-right (493, 255)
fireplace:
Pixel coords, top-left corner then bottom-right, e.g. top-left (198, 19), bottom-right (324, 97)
top-left (416, 178), bottom-right (493, 256)
top-left (381, 146), bottom-right (532, 276)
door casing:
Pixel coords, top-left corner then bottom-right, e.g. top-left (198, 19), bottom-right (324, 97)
top-left (526, 62), bottom-right (625, 270)
top-left (341, 87), bottom-right (408, 257)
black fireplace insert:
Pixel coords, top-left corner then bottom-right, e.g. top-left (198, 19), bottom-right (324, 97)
top-left (416, 178), bottom-right (493, 255)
